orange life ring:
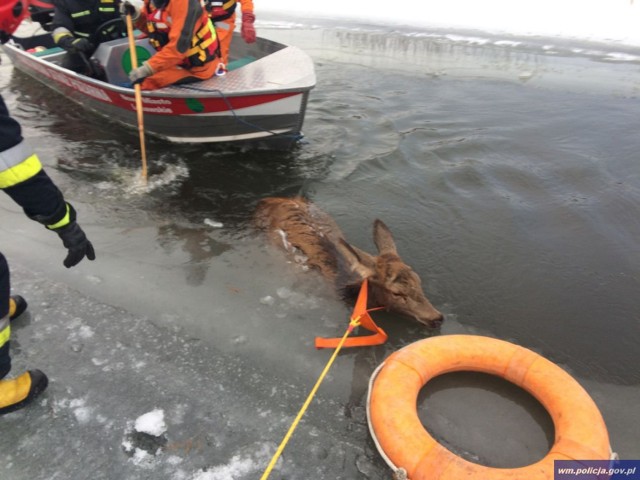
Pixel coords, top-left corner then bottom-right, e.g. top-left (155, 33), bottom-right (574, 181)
top-left (367, 335), bottom-right (612, 480)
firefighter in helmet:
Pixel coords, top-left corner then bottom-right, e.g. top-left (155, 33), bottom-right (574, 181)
top-left (0, 0), bottom-right (96, 415)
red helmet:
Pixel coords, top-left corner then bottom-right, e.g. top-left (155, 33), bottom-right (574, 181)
top-left (0, 0), bottom-right (28, 37)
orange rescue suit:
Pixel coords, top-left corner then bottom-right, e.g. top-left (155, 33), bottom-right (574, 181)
top-left (209, 0), bottom-right (254, 66)
top-left (136, 0), bottom-right (221, 90)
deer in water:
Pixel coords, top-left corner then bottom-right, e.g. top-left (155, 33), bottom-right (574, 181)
top-left (254, 196), bottom-right (443, 327)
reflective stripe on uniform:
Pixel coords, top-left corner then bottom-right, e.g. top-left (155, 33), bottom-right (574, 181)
top-left (0, 140), bottom-right (30, 171)
top-left (98, 0), bottom-right (117, 16)
top-left (53, 27), bottom-right (73, 43)
top-left (185, 20), bottom-right (216, 60)
top-left (0, 141), bottom-right (43, 188)
top-left (0, 316), bottom-right (10, 349)
top-left (214, 20), bottom-right (231, 31)
top-left (71, 10), bottom-right (91, 18)
top-left (196, 22), bottom-right (212, 39)
top-left (46, 203), bottom-right (71, 230)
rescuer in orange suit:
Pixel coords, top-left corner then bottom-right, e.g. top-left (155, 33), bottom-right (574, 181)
top-left (121, 0), bottom-right (221, 90)
top-left (206, 0), bottom-right (255, 67)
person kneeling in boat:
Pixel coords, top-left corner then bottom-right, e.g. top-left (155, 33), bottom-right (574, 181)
top-left (121, 0), bottom-right (221, 90)
top-left (50, 0), bottom-right (121, 77)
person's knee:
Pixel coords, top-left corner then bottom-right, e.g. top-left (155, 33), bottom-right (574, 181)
top-left (61, 53), bottom-right (87, 74)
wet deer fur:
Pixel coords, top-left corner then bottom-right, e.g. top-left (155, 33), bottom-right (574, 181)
top-left (254, 196), bottom-right (443, 327)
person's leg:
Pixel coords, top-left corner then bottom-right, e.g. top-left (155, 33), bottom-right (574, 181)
top-left (141, 61), bottom-right (218, 90)
top-left (215, 16), bottom-right (236, 66)
top-left (0, 253), bottom-right (12, 379)
top-left (0, 253), bottom-right (49, 415)
top-left (61, 52), bottom-right (93, 75)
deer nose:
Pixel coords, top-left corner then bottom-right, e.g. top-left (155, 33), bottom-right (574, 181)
top-left (418, 310), bottom-right (444, 328)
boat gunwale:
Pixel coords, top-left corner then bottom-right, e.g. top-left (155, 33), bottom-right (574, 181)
top-left (3, 33), bottom-right (316, 100)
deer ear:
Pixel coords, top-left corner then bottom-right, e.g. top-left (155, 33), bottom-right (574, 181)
top-left (337, 238), bottom-right (375, 280)
top-left (373, 219), bottom-right (398, 255)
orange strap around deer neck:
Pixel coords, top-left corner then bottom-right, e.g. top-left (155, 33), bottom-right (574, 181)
top-left (314, 279), bottom-right (388, 349)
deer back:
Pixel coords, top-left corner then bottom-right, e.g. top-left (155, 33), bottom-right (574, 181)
top-left (254, 196), bottom-right (443, 327)
top-left (254, 196), bottom-right (346, 281)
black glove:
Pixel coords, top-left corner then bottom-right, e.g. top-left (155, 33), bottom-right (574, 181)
top-left (54, 221), bottom-right (96, 268)
top-left (71, 37), bottom-right (94, 53)
top-left (59, 36), bottom-right (94, 53)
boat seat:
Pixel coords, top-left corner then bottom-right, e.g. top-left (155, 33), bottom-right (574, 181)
top-left (92, 36), bottom-right (154, 85)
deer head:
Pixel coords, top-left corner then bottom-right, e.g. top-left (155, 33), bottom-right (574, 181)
top-left (336, 220), bottom-right (443, 327)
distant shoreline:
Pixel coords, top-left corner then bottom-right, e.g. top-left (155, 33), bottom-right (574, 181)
top-left (258, 8), bottom-right (640, 49)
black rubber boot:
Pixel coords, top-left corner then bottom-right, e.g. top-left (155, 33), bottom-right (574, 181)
top-left (0, 369), bottom-right (49, 415)
top-left (9, 295), bottom-right (27, 321)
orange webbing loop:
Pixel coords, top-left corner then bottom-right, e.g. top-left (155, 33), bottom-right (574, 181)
top-left (315, 279), bottom-right (388, 349)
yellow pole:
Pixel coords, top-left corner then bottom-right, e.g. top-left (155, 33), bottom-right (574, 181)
top-left (125, 14), bottom-right (148, 183)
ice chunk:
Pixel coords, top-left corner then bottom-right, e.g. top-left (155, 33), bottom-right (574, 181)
top-left (204, 218), bottom-right (224, 228)
top-left (134, 409), bottom-right (167, 437)
top-left (260, 295), bottom-right (275, 306)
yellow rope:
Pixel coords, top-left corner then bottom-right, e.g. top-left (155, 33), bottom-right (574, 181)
top-left (259, 316), bottom-right (362, 480)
